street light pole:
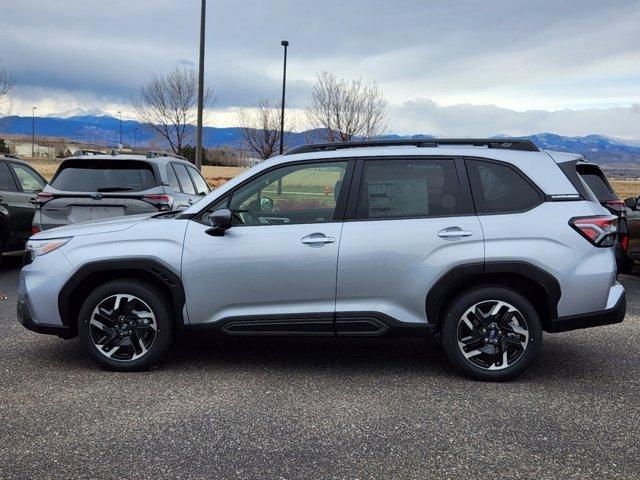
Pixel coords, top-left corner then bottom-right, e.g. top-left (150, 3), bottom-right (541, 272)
top-left (32, 106), bottom-right (37, 158)
top-left (195, 0), bottom-right (206, 170)
top-left (279, 40), bottom-right (289, 155)
top-left (118, 111), bottom-right (122, 148)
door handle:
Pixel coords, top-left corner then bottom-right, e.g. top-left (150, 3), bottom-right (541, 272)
top-left (301, 233), bottom-right (335, 245)
top-left (438, 227), bottom-right (473, 238)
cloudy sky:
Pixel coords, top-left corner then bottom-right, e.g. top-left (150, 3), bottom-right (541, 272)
top-left (2, 0), bottom-right (640, 138)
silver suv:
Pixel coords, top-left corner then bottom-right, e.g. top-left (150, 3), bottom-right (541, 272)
top-left (32, 151), bottom-right (210, 232)
top-left (17, 139), bottom-right (625, 381)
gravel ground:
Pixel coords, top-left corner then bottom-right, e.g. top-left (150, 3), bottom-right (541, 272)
top-left (1, 257), bottom-right (639, 479)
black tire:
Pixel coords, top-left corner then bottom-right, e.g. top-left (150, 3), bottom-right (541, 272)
top-left (78, 279), bottom-right (174, 371)
top-left (618, 256), bottom-right (635, 275)
top-left (0, 236), bottom-right (4, 268)
top-left (441, 286), bottom-right (542, 381)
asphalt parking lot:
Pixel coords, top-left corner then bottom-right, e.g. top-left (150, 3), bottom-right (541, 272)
top-left (1, 257), bottom-right (639, 479)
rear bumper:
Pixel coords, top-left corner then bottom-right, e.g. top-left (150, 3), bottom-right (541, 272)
top-left (548, 283), bottom-right (626, 333)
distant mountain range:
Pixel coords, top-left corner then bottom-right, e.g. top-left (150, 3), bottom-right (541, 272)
top-left (2, 113), bottom-right (640, 166)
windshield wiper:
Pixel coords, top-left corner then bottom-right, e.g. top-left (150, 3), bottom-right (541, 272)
top-left (96, 187), bottom-right (134, 192)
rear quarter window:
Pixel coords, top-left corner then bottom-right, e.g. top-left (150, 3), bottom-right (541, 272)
top-left (51, 160), bottom-right (157, 192)
top-left (466, 159), bottom-right (542, 214)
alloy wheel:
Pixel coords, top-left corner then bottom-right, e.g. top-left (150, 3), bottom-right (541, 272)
top-left (456, 300), bottom-right (530, 370)
top-left (89, 294), bottom-right (157, 362)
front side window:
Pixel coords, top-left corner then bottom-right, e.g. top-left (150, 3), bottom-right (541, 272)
top-left (11, 164), bottom-right (45, 193)
top-left (356, 159), bottom-right (461, 219)
top-left (227, 161), bottom-right (348, 226)
top-left (466, 159), bottom-right (542, 214)
top-left (0, 162), bottom-right (17, 192)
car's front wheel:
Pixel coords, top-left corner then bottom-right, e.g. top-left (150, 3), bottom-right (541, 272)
top-left (441, 286), bottom-right (542, 381)
top-left (78, 279), bottom-right (174, 371)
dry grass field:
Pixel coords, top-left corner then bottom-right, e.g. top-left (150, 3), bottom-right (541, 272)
top-left (610, 179), bottom-right (640, 199)
top-left (20, 158), bottom-right (640, 199)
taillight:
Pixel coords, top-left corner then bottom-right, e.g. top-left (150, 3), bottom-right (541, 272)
top-left (142, 193), bottom-right (173, 211)
top-left (570, 215), bottom-right (618, 247)
top-left (35, 192), bottom-right (54, 204)
top-left (605, 199), bottom-right (626, 217)
top-left (31, 226), bottom-right (41, 235)
top-left (621, 234), bottom-right (630, 251)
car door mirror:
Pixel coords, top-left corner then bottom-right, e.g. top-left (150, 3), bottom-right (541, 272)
top-left (206, 208), bottom-right (233, 236)
top-left (625, 197), bottom-right (637, 210)
top-left (260, 197), bottom-right (274, 212)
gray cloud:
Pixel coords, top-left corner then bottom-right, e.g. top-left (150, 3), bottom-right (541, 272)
top-left (1, 0), bottom-right (639, 136)
top-left (392, 99), bottom-right (640, 139)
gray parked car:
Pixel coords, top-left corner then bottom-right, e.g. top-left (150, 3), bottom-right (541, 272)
top-left (18, 139), bottom-right (625, 381)
top-left (32, 152), bottom-right (210, 232)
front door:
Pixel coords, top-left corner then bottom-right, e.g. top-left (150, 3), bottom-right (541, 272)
top-left (182, 159), bottom-right (352, 334)
top-left (335, 157), bottom-right (484, 332)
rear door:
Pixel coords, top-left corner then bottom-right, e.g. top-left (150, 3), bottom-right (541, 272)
top-left (335, 156), bottom-right (483, 332)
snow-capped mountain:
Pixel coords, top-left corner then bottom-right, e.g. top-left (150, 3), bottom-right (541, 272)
top-left (45, 107), bottom-right (112, 119)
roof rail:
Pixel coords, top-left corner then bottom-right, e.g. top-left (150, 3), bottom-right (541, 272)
top-left (285, 138), bottom-right (540, 155)
top-left (145, 150), bottom-right (187, 160)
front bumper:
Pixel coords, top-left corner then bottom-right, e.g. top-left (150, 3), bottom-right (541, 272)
top-left (17, 248), bottom-right (75, 337)
top-left (548, 283), bottom-right (626, 333)
top-left (17, 297), bottom-right (73, 339)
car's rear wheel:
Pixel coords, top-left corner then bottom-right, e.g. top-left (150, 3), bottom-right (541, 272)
top-left (78, 279), bottom-right (173, 371)
top-left (441, 286), bottom-right (542, 381)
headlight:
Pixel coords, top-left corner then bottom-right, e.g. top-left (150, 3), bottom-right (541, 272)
top-left (26, 237), bottom-right (71, 260)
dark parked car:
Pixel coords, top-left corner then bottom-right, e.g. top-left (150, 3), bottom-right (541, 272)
top-left (570, 160), bottom-right (633, 273)
top-left (33, 152), bottom-right (211, 231)
top-left (623, 197), bottom-right (640, 270)
top-left (0, 154), bottom-right (47, 266)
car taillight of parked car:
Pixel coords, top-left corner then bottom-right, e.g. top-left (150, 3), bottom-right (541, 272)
top-left (34, 192), bottom-right (54, 207)
top-left (142, 193), bottom-right (173, 211)
top-left (605, 199), bottom-right (627, 217)
top-left (570, 215), bottom-right (618, 247)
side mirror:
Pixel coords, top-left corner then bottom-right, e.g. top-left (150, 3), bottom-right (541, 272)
top-left (625, 197), bottom-right (637, 210)
top-left (205, 208), bottom-right (232, 236)
top-left (260, 197), bottom-right (274, 212)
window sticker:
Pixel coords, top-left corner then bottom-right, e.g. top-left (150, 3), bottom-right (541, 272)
top-left (368, 178), bottom-right (429, 217)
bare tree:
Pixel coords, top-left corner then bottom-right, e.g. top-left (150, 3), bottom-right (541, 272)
top-left (306, 71), bottom-right (388, 142)
top-left (0, 64), bottom-right (16, 125)
top-left (237, 99), bottom-right (294, 159)
top-left (131, 67), bottom-right (213, 155)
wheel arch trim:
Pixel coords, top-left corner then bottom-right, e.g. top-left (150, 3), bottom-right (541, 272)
top-left (58, 258), bottom-right (187, 333)
top-left (426, 261), bottom-right (561, 328)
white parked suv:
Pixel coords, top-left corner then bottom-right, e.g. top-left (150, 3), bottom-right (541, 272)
top-left (18, 139), bottom-right (625, 380)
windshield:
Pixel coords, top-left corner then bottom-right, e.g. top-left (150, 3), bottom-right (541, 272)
top-left (51, 160), bottom-right (157, 192)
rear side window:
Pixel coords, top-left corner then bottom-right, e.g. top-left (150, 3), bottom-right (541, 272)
top-left (51, 160), bottom-right (157, 192)
top-left (187, 166), bottom-right (210, 195)
top-left (466, 159), bottom-right (542, 214)
top-left (166, 165), bottom-right (181, 191)
top-left (173, 164), bottom-right (196, 195)
top-left (356, 159), bottom-right (461, 219)
top-left (0, 162), bottom-right (17, 192)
